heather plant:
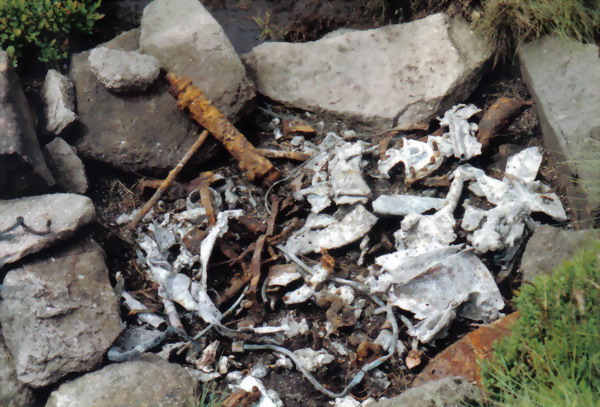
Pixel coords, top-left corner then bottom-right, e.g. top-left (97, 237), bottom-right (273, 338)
top-left (0, 0), bottom-right (103, 64)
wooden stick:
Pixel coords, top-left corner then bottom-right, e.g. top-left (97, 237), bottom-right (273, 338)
top-left (166, 73), bottom-right (281, 186)
top-left (127, 130), bottom-right (209, 230)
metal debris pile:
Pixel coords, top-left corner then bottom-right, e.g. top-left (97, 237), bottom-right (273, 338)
top-left (111, 103), bottom-right (566, 406)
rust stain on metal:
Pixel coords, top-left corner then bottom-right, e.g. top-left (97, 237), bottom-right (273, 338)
top-left (167, 73), bottom-right (281, 186)
top-left (477, 97), bottom-right (532, 150)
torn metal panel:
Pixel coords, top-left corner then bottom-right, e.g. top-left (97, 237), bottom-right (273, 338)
top-left (293, 348), bottom-right (335, 372)
top-left (436, 104), bottom-right (482, 160)
top-left (372, 195), bottom-right (446, 216)
top-left (389, 250), bottom-right (504, 343)
top-left (237, 376), bottom-right (284, 407)
top-left (267, 264), bottom-right (302, 287)
top-left (199, 209), bottom-right (243, 287)
top-left (505, 146), bottom-right (542, 184)
top-left (329, 141), bottom-right (371, 205)
top-left (196, 340), bottom-right (219, 373)
top-left (283, 205), bottom-right (377, 255)
top-left (377, 139), bottom-right (444, 182)
top-left (121, 291), bottom-right (166, 328)
top-left (374, 245), bottom-right (462, 286)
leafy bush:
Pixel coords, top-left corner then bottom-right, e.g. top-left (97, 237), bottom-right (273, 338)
top-left (0, 0), bottom-right (103, 64)
top-left (481, 240), bottom-right (600, 407)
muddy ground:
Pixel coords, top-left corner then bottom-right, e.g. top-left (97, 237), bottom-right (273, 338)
top-left (18, 1), bottom-right (573, 406)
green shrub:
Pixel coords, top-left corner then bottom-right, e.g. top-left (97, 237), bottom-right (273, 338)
top-left (0, 0), bottom-right (103, 64)
top-left (481, 239), bottom-right (600, 407)
top-left (475, 0), bottom-right (600, 61)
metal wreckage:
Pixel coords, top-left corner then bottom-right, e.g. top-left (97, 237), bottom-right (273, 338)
top-left (110, 76), bottom-right (565, 406)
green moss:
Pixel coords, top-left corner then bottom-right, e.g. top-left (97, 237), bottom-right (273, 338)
top-left (0, 0), bottom-right (103, 65)
top-left (481, 240), bottom-right (600, 407)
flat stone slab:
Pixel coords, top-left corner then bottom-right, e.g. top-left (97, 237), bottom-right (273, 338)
top-left (519, 37), bottom-right (600, 221)
top-left (243, 13), bottom-right (491, 131)
top-left (43, 138), bottom-right (88, 194)
top-left (0, 330), bottom-right (35, 407)
top-left (520, 225), bottom-right (600, 282)
top-left (0, 239), bottom-right (122, 387)
top-left (45, 354), bottom-right (195, 407)
top-left (140, 0), bottom-right (255, 121)
top-left (70, 29), bottom-right (218, 174)
top-left (0, 193), bottom-right (95, 267)
top-left (0, 51), bottom-right (55, 198)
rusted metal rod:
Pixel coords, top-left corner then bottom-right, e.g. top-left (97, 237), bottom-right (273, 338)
top-left (167, 73), bottom-right (282, 186)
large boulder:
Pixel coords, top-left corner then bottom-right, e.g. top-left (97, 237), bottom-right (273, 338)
top-left (369, 377), bottom-right (483, 407)
top-left (70, 29), bottom-right (217, 174)
top-left (520, 225), bottom-right (600, 282)
top-left (519, 37), bottom-right (600, 222)
top-left (0, 51), bottom-right (55, 198)
top-left (45, 354), bottom-right (196, 407)
top-left (140, 0), bottom-right (255, 121)
top-left (0, 193), bottom-right (95, 267)
top-left (243, 13), bottom-right (492, 131)
top-left (0, 239), bottom-right (123, 387)
top-left (0, 331), bottom-right (35, 407)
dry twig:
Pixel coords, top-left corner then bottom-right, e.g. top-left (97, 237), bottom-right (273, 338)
top-left (127, 130), bottom-right (210, 230)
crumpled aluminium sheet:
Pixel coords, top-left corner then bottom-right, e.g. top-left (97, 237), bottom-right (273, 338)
top-left (459, 147), bottom-right (566, 253)
top-left (283, 205), bottom-right (378, 255)
top-left (138, 213), bottom-right (244, 326)
top-left (390, 250), bottom-right (504, 343)
top-left (294, 139), bottom-right (371, 212)
top-left (378, 104), bottom-right (482, 182)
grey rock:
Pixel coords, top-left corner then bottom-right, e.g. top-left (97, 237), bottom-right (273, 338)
top-left (41, 69), bottom-right (77, 135)
top-left (519, 37), bottom-right (600, 222)
top-left (369, 377), bottom-right (483, 407)
top-left (45, 354), bottom-right (195, 407)
top-left (243, 13), bottom-right (491, 131)
top-left (70, 29), bottom-right (217, 174)
top-left (140, 0), bottom-right (255, 121)
top-left (43, 138), bottom-right (88, 194)
top-left (88, 47), bottom-right (160, 92)
top-left (0, 51), bottom-right (55, 198)
top-left (0, 193), bottom-right (95, 266)
top-left (0, 239), bottom-right (123, 387)
top-left (0, 330), bottom-right (35, 407)
top-left (520, 225), bottom-right (600, 282)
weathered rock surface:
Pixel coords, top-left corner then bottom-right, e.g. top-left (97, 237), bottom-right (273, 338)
top-left (70, 29), bottom-right (217, 174)
top-left (0, 193), bottom-right (95, 267)
top-left (88, 47), bottom-right (160, 92)
top-left (0, 239), bottom-right (122, 387)
top-left (413, 312), bottom-right (519, 387)
top-left (0, 51), bottom-right (55, 198)
top-left (519, 37), bottom-right (600, 221)
top-left (370, 377), bottom-right (483, 407)
top-left (520, 225), bottom-right (600, 282)
top-left (243, 13), bottom-right (491, 131)
top-left (0, 330), bottom-right (35, 407)
top-left (41, 69), bottom-right (77, 135)
top-left (45, 354), bottom-right (196, 407)
top-left (43, 138), bottom-right (88, 194)
top-left (140, 0), bottom-right (255, 121)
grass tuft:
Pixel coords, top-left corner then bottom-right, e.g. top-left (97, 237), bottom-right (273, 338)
top-left (480, 239), bottom-right (600, 407)
top-left (475, 0), bottom-right (600, 62)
